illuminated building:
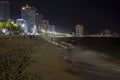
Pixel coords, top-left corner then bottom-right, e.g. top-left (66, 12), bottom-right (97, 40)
top-left (75, 25), bottom-right (84, 37)
top-left (21, 4), bottom-right (37, 33)
top-left (48, 25), bottom-right (56, 33)
top-left (40, 19), bottom-right (49, 33)
top-left (16, 19), bottom-right (27, 33)
top-left (100, 29), bottom-right (113, 37)
top-left (0, 1), bottom-right (10, 21)
top-left (36, 13), bottom-right (43, 33)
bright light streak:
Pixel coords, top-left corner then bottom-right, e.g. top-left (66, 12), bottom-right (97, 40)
top-left (66, 34), bottom-right (72, 37)
top-left (41, 29), bottom-right (46, 33)
top-left (47, 31), bottom-right (52, 34)
top-left (11, 21), bottom-right (14, 24)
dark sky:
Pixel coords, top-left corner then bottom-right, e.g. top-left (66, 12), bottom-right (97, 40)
top-left (8, 0), bottom-right (120, 34)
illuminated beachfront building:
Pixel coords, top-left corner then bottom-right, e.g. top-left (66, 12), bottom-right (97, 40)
top-left (36, 13), bottom-right (43, 33)
top-left (0, 1), bottom-right (10, 21)
top-left (40, 19), bottom-right (49, 33)
top-left (16, 19), bottom-right (27, 33)
top-left (48, 25), bottom-right (56, 33)
top-left (75, 25), bottom-right (84, 37)
top-left (21, 4), bottom-right (37, 33)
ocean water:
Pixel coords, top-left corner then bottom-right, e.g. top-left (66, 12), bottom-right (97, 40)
top-left (69, 38), bottom-right (120, 80)
top-left (55, 37), bottom-right (120, 80)
top-left (71, 46), bottom-right (120, 80)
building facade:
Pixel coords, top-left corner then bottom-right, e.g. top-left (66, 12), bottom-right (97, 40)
top-left (0, 1), bottom-right (10, 21)
top-left (36, 13), bottom-right (43, 33)
top-left (48, 25), bottom-right (56, 33)
top-left (16, 19), bottom-right (27, 33)
top-left (40, 19), bottom-right (49, 33)
top-left (21, 4), bottom-right (37, 33)
top-left (75, 25), bottom-right (84, 37)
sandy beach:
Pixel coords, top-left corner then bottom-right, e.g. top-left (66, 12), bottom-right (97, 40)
top-left (0, 36), bottom-right (85, 80)
top-left (27, 37), bottom-right (85, 80)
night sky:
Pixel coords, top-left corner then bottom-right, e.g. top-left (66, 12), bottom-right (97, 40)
top-left (8, 0), bottom-right (120, 34)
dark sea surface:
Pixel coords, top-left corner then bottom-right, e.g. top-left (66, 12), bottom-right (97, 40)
top-left (60, 37), bottom-right (120, 80)
top-left (72, 37), bottom-right (120, 80)
top-left (75, 37), bottom-right (120, 59)
top-left (56, 37), bottom-right (120, 60)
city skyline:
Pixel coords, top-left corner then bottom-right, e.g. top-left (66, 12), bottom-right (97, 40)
top-left (4, 0), bottom-right (120, 34)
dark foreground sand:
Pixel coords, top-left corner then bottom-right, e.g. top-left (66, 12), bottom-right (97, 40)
top-left (0, 36), bottom-right (86, 80)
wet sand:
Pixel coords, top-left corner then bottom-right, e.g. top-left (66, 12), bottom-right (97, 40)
top-left (26, 37), bottom-right (85, 80)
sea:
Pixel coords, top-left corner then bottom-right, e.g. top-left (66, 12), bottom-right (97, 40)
top-left (56, 37), bottom-right (120, 80)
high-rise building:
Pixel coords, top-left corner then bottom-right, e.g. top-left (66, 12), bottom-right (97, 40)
top-left (36, 13), bottom-right (43, 33)
top-left (75, 25), bottom-right (84, 37)
top-left (48, 25), bottom-right (56, 33)
top-left (16, 19), bottom-right (27, 33)
top-left (21, 4), bottom-right (37, 33)
top-left (40, 19), bottom-right (49, 33)
top-left (0, 1), bottom-right (10, 21)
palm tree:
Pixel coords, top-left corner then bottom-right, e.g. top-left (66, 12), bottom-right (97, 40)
top-left (4, 19), bottom-right (12, 31)
top-left (0, 21), bottom-right (4, 30)
top-left (4, 19), bottom-right (19, 35)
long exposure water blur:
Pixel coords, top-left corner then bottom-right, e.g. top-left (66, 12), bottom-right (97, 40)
top-left (56, 37), bottom-right (120, 80)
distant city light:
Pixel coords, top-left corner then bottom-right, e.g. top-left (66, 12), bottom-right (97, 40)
top-left (2, 29), bottom-right (7, 33)
top-left (21, 24), bottom-right (25, 27)
top-left (22, 4), bottom-right (30, 10)
top-left (22, 7), bottom-right (25, 10)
